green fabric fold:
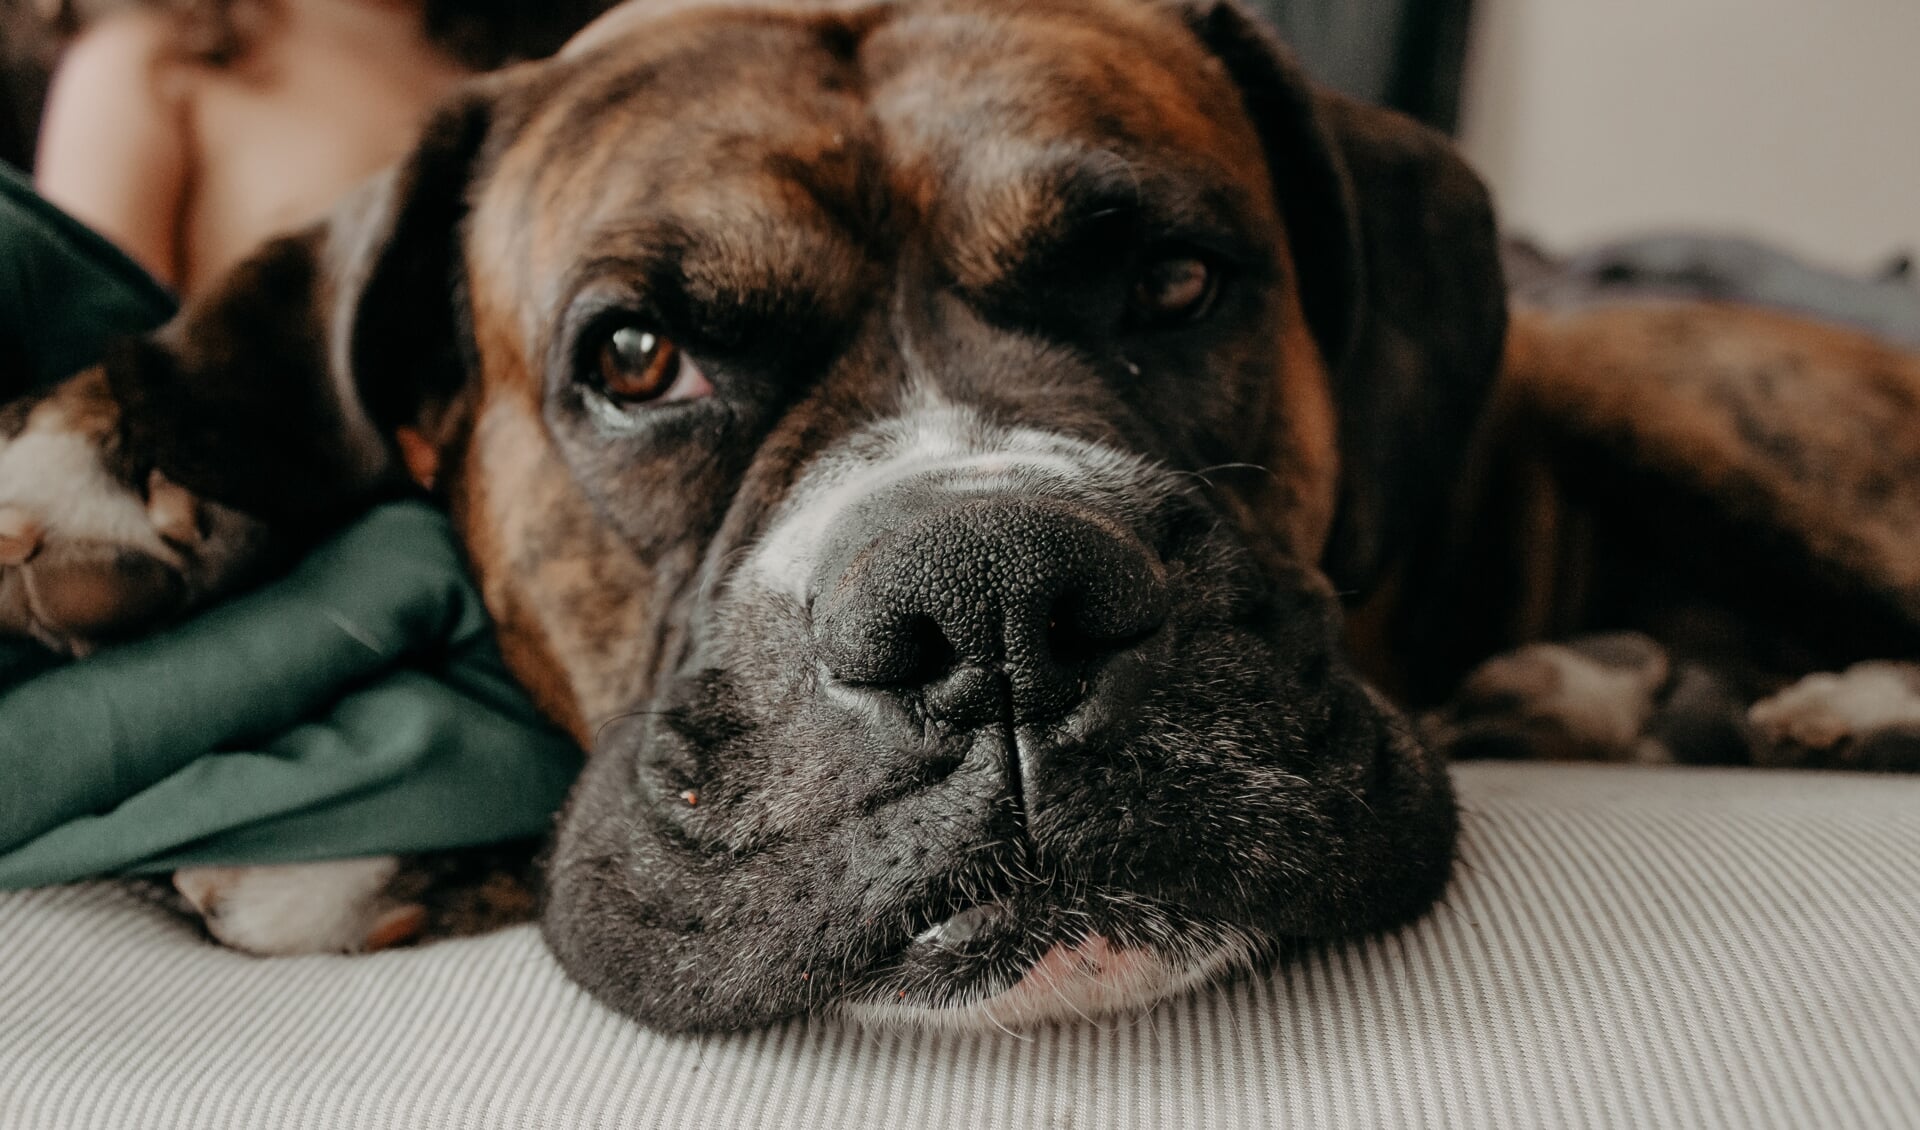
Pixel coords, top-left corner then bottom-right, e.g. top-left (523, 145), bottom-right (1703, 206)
top-left (0, 503), bottom-right (583, 888)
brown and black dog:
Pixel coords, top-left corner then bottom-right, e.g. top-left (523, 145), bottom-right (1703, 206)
top-left (5, 0), bottom-right (1919, 1032)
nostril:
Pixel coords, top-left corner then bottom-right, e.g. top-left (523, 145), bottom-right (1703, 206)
top-left (819, 609), bottom-right (958, 688)
top-left (1044, 590), bottom-right (1163, 669)
top-left (1045, 596), bottom-right (1106, 669)
top-left (895, 614), bottom-right (958, 688)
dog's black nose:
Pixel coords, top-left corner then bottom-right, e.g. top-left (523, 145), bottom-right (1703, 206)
top-left (814, 498), bottom-right (1167, 725)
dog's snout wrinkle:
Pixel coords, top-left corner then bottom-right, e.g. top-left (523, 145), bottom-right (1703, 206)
top-left (814, 497), bottom-right (1168, 729)
top-left (920, 663), bottom-right (1003, 728)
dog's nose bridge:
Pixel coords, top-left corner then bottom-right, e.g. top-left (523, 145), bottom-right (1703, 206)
top-left (884, 281), bottom-right (1068, 411)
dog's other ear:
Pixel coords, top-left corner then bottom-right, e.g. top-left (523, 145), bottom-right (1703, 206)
top-left (1180, 0), bottom-right (1507, 596)
top-left (107, 92), bottom-right (493, 526)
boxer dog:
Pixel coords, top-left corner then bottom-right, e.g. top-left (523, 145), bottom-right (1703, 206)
top-left (6, 0), bottom-right (1920, 1032)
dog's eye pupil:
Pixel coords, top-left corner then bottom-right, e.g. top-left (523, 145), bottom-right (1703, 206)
top-left (598, 326), bottom-right (680, 402)
top-left (1132, 256), bottom-right (1216, 325)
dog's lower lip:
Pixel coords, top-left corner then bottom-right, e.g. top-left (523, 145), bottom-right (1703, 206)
top-left (913, 903), bottom-right (1009, 948)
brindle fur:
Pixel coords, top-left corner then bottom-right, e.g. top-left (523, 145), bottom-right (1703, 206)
top-left (1387, 302), bottom-right (1920, 768)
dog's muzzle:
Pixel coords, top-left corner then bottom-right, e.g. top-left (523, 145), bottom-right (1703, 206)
top-left (543, 410), bottom-right (1455, 1034)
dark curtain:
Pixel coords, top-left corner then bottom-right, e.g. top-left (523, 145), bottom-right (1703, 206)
top-left (1246, 0), bottom-right (1477, 133)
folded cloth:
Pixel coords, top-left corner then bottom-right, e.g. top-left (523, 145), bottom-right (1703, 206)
top-left (0, 164), bottom-right (581, 888)
top-left (0, 502), bottom-right (582, 887)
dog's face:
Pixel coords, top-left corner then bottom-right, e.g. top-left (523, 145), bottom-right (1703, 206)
top-left (58, 0), bottom-right (1504, 1031)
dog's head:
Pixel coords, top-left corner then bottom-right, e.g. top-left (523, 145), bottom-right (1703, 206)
top-left (98, 0), bottom-right (1505, 1030)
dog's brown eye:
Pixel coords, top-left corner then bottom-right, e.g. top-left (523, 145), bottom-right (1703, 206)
top-left (1131, 256), bottom-right (1217, 325)
top-left (598, 326), bottom-right (682, 402)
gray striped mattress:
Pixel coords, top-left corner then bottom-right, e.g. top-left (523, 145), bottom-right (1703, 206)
top-left (3, 762), bottom-right (1917, 1129)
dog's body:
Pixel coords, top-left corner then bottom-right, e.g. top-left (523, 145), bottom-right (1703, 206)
top-left (5, 0), bottom-right (1920, 1032)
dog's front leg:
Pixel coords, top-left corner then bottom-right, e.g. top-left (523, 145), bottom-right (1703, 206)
top-left (171, 843), bottom-right (542, 955)
top-left (173, 858), bottom-right (426, 955)
top-left (0, 369), bottom-right (269, 656)
top-left (1424, 633), bottom-right (1920, 770)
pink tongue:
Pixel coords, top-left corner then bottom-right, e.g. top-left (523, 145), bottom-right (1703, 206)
top-left (1010, 935), bottom-right (1145, 992)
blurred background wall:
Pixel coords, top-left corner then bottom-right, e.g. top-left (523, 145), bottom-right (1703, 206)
top-left (1457, 0), bottom-right (1920, 270)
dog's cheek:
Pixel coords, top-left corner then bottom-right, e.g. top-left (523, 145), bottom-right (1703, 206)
top-left (1125, 656), bottom-right (1453, 940)
top-left (545, 727), bottom-right (1008, 1032)
top-left (643, 663), bottom-right (976, 861)
top-left (541, 387), bottom-right (763, 567)
top-left (1131, 602), bottom-right (1456, 940)
top-left (1097, 577), bottom-right (1453, 940)
top-left (1307, 676), bottom-right (1458, 934)
top-left (552, 604), bottom-right (1024, 1031)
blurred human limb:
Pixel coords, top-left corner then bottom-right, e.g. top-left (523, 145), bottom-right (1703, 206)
top-left (34, 9), bottom-right (189, 287)
top-left (34, 1), bottom-right (470, 295)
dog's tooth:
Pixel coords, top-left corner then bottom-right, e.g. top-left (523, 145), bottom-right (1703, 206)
top-left (0, 506), bottom-right (43, 566)
top-left (915, 903), bottom-right (1006, 947)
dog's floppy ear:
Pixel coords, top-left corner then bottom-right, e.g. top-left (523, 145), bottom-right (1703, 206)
top-left (1181, 0), bottom-right (1507, 595)
top-left (107, 92), bottom-right (494, 526)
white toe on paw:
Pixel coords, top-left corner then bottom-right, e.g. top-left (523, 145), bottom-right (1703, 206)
top-left (0, 505), bottom-right (42, 565)
top-left (1749, 662), bottom-right (1920, 766)
top-left (1445, 634), bottom-right (1670, 758)
top-left (173, 857), bottom-right (424, 955)
top-left (145, 470), bottom-right (204, 550)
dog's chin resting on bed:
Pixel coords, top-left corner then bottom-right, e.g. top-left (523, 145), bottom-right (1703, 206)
top-left (7, 0), bottom-right (1920, 1034)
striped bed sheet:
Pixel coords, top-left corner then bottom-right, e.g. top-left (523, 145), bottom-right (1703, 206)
top-left (3, 762), bottom-right (1916, 1129)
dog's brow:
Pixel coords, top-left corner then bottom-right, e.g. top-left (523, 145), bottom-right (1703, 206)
top-left (557, 208), bottom-right (865, 347)
top-left (947, 148), bottom-right (1254, 296)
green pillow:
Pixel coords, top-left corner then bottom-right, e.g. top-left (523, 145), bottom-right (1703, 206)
top-left (0, 163), bottom-right (582, 887)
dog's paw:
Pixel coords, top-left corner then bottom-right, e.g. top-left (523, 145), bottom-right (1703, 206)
top-left (1425, 632), bottom-right (1760, 764)
top-left (1424, 633), bottom-right (1675, 762)
top-left (1748, 662), bottom-right (1920, 770)
top-left (173, 858), bottom-right (427, 956)
top-left (172, 843), bottom-right (543, 956)
top-left (0, 371), bottom-right (268, 655)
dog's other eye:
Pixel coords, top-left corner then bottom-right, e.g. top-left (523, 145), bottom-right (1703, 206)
top-left (1130, 255), bottom-right (1218, 328)
top-left (595, 325), bottom-right (711, 404)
